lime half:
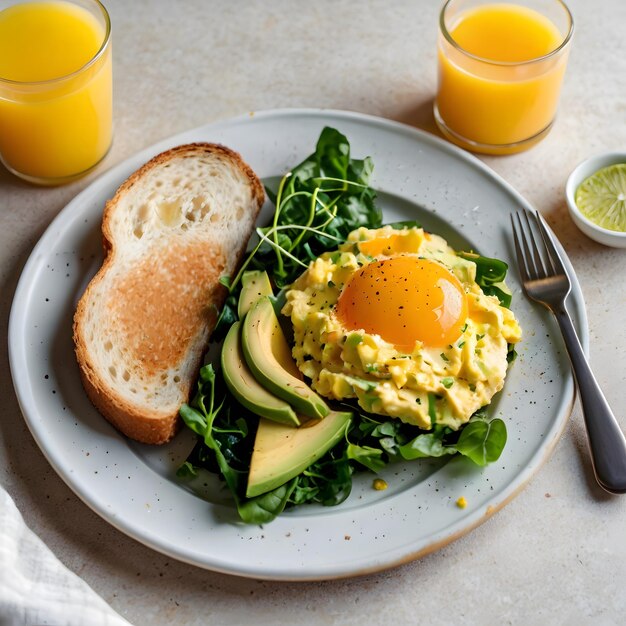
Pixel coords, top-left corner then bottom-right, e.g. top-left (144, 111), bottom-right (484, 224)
top-left (575, 163), bottom-right (626, 232)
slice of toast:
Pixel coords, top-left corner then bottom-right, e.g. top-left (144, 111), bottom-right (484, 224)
top-left (73, 143), bottom-right (264, 444)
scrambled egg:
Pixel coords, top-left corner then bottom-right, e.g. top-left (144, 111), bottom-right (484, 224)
top-left (282, 226), bottom-right (521, 431)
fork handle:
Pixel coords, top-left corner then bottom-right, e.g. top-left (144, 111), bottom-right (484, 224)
top-left (554, 306), bottom-right (626, 494)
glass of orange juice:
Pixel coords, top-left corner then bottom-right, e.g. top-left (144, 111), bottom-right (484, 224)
top-left (435, 0), bottom-right (573, 155)
top-left (0, 0), bottom-right (112, 184)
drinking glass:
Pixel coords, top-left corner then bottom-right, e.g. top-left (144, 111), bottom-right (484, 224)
top-left (434, 0), bottom-right (573, 155)
top-left (0, 0), bottom-right (112, 184)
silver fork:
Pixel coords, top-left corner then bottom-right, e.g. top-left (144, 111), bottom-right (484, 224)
top-left (511, 209), bottom-right (626, 494)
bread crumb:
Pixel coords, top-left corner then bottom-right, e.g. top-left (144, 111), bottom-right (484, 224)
top-left (344, 535), bottom-right (351, 541)
top-left (456, 496), bottom-right (467, 509)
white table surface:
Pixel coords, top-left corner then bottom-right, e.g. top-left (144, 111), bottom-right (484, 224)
top-left (1, 1), bottom-right (625, 624)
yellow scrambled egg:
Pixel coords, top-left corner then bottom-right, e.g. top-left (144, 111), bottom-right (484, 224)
top-left (282, 226), bottom-right (522, 430)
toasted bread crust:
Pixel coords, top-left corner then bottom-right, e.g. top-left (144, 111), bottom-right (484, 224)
top-left (76, 361), bottom-right (180, 444)
top-left (73, 143), bottom-right (264, 444)
top-left (100, 143), bottom-right (264, 252)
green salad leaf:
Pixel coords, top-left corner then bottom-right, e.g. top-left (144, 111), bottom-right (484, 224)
top-left (237, 481), bottom-right (297, 524)
top-left (457, 251), bottom-right (512, 308)
top-left (399, 428), bottom-right (458, 460)
top-left (454, 417), bottom-right (507, 466)
top-left (289, 449), bottom-right (353, 507)
top-left (346, 443), bottom-right (387, 473)
top-left (398, 414), bottom-right (507, 465)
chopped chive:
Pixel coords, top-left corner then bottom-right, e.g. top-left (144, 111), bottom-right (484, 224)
top-left (427, 393), bottom-right (437, 423)
top-left (346, 333), bottom-right (363, 347)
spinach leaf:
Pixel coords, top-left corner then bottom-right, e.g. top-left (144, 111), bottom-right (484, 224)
top-left (455, 417), bottom-right (507, 466)
top-left (346, 443), bottom-right (386, 473)
top-left (507, 343), bottom-right (518, 363)
top-left (457, 251), bottom-right (512, 308)
top-left (458, 251), bottom-right (508, 285)
top-left (347, 409), bottom-right (409, 459)
top-left (484, 285), bottom-right (512, 308)
top-left (176, 461), bottom-right (198, 478)
top-left (398, 411), bottom-right (507, 466)
top-left (237, 480), bottom-right (297, 525)
top-left (290, 449), bottom-right (353, 507)
top-left (213, 293), bottom-right (238, 342)
top-left (399, 431), bottom-right (458, 460)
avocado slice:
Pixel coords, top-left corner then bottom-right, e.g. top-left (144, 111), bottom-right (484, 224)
top-left (221, 322), bottom-right (300, 427)
top-left (238, 270), bottom-right (273, 318)
top-left (242, 297), bottom-right (330, 420)
top-left (246, 410), bottom-right (352, 498)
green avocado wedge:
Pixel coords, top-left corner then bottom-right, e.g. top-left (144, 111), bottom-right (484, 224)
top-left (246, 410), bottom-right (353, 498)
top-left (242, 297), bottom-right (330, 420)
top-left (221, 322), bottom-right (300, 427)
top-left (238, 270), bottom-right (273, 318)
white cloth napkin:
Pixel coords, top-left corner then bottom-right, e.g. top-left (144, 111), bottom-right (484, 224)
top-left (0, 488), bottom-right (133, 626)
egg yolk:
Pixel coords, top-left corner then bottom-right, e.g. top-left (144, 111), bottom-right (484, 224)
top-left (335, 257), bottom-right (468, 349)
top-left (358, 232), bottom-right (422, 257)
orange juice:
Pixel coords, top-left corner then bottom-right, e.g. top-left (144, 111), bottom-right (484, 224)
top-left (435, 2), bottom-right (572, 154)
top-left (0, 1), bottom-right (112, 183)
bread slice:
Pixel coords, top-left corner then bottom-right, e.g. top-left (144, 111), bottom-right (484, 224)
top-left (73, 143), bottom-right (264, 444)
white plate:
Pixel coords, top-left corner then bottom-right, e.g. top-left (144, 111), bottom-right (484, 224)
top-left (9, 109), bottom-right (587, 580)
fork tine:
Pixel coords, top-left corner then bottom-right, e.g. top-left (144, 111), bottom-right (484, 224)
top-left (534, 210), bottom-right (568, 277)
top-left (510, 213), bottom-right (530, 281)
top-left (514, 211), bottom-right (541, 279)
top-left (515, 212), bottom-right (535, 277)
top-left (521, 210), bottom-right (549, 279)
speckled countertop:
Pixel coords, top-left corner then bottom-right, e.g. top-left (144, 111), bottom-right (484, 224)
top-left (1, 1), bottom-right (625, 624)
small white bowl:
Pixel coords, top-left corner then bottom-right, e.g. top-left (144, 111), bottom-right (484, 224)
top-left (565, 152), bottom-right (626, 248)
